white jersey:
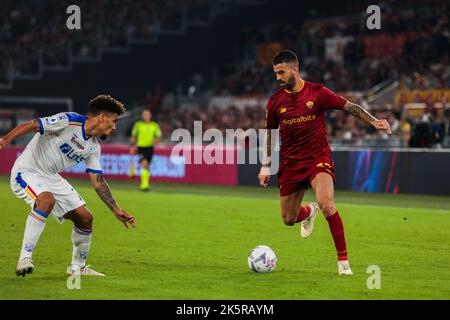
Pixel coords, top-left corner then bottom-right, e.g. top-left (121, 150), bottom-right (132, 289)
top-left (12, 112), bottom-right (103, 176)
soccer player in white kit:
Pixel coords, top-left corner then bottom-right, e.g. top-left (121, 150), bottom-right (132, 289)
top-left (0, 95), bottom-right (136, 277)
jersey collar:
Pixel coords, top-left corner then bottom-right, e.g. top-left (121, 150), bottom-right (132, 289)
top-left (81, 116), bottom-right (90, 141)
top-left (284, 79), bottom-right (305, 94)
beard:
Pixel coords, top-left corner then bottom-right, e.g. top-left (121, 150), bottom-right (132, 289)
top-left (279, 73), bottom-right (296, 90)
top-left (100, 135), bottom-right (108, 141)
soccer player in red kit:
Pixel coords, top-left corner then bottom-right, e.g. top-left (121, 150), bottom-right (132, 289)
top-left (258, 50), bottom-right (391, 275)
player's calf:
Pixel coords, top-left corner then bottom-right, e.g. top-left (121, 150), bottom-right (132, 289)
top-left (280, 191), bottom-right (306, 226)
top-left (281, 203), bottom-right (315, 226)
top-left (281, 214), bottom-right (297, 226)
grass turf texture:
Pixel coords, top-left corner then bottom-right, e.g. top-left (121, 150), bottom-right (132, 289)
top-left (0, 176), bottom-right (449, 300)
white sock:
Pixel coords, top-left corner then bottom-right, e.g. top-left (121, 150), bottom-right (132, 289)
top-left (19, 209), bottom-right (48, 260)
top-left (71, 226), bottom-right (92, 269)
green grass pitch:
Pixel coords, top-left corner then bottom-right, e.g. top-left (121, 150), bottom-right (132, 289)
top-left (0, 176), bottom-right (449, 300)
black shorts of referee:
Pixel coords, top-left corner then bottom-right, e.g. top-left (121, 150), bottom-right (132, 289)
top-left (138, 147), bottom-right (154, 163)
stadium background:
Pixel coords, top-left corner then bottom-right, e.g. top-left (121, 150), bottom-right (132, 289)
top-left (1, 0), bottom-right (449, 194)
top-left (0, 0), bottom-right (450, 301)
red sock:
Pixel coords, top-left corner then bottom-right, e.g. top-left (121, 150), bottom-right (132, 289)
top-left (326, 211), bottom-right (348, 261)
top-left (296, 205), bottom-right (312, 223)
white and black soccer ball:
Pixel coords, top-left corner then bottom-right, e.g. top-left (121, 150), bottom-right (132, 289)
top-left (247, 245), bottom-right (277, 273)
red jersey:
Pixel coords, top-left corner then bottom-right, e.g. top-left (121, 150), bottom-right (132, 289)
top-left (265, 81), bottom-right (347, 166)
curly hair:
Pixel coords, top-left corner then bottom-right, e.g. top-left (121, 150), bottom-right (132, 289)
top-left (88, 95), bottom-right (126, 116)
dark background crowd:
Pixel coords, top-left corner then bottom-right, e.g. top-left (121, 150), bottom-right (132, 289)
top-left (1, 0), bottom-right (449, 148)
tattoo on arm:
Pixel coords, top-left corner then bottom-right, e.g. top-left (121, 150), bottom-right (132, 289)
top-left (343, 102), bottom-right (377, 124)
top-left (94, 174), bottom-right (118, 211)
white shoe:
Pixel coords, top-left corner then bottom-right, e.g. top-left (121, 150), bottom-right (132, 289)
top-left (67, 265), bottom-right (105, 276)
top-left (16, 257), bottom-right (35, 277)
top-left (300, 202), bottom-right (319, 239)
top-left (338, 260), bottom-right (353, 275)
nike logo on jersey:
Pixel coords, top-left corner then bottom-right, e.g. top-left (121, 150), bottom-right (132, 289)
top-left (59, 143), bottom-right (86, 163)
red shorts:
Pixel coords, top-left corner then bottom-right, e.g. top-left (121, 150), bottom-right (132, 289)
top-left (278, 157), bottom-right (336, 197)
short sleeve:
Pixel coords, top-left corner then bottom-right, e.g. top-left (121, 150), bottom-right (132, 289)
top-left (318, 86), bottom-right (347, 110)
top-left (265, 97), bottom-right (279, 129)
top-left (131, 123), bottom-right (138, 137)
top-left (154, 123), bottom-right (162, 138)
top-left (85, 144), bottom-right (103, 174)
top-left (37, 113), bottom-right (69, 135)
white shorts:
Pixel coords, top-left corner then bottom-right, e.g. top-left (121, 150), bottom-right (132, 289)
top-left (10, 170), bottom-right (86, 224)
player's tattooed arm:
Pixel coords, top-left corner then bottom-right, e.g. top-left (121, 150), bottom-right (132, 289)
top-left (93, 174), bottom-right (119, 211)
top-left (343, 101), bottom-right (377, 124)
top-left (91, 173), bottom-right (136, 228)
top-left (343, 101), bottom-right (392, 134)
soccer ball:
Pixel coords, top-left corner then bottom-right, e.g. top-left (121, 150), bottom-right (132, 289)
top-left (247, 245), bottom-right (277, 273)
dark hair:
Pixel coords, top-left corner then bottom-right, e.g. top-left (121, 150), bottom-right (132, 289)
top-left (272, 50), bottom-right (299, 66)
top-left (88, 95), bottom-right (126, 116)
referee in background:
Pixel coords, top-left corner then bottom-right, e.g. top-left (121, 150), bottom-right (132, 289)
top-left (130, 110), bottom-right (161, 191)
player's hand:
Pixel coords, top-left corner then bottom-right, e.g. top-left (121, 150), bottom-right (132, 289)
top-left (113, 208), bottom-right (136, 229)
top-left (0, 138), bottom-right (7, 150)
top-left (258, 174), bottom-right (270, 188)
top-left (372, 119), bottom-right (392, 135)
top-left (258, 166), bottom-right (270, 188)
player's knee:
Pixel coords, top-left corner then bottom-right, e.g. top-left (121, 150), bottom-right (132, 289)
top-left (319, 202), bottom-right (336, 217)
top-left (35, 192), bottom-right (56, 213)
top-left (78, 211), bottom-right (93, 229)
